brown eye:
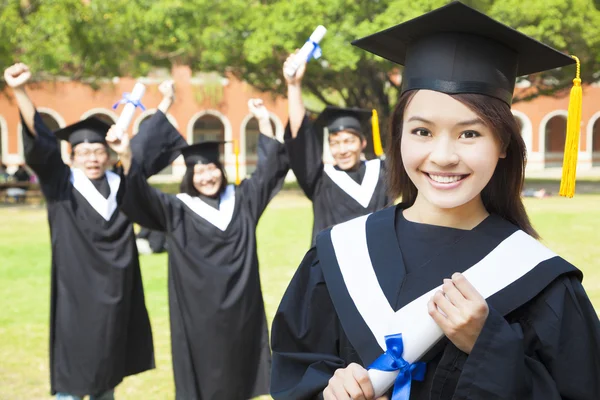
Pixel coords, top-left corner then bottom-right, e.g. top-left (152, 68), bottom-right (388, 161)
top-left (460, 130), bottom-right (481, 139)
top-left (411, 128), bottom-right (431, 137)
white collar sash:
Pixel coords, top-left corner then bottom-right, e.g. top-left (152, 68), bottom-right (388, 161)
top-left (323, 159), bottom-right (381, 208)
top-left (176, 184), bottom-right (236, 231)
top-left (70, 168), bottom-right (120, 221)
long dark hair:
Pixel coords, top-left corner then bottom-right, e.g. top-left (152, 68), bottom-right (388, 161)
top-left (387, 90), bottom-right (539, 238)
top-left (179, 160), bottom-right (229, 197)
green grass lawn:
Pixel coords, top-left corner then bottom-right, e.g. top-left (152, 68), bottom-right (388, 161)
top-left (0, 193), bottom-right (599, 399)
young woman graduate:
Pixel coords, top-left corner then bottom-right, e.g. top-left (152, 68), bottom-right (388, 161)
top-left (270, 3), bottom-right (600, 400)
top-left (2, 65), bottom-right (177, 400)
top-left (106, 99), bottom-right (290, 399)
top-left (283, 58), bottom-right (388, 245)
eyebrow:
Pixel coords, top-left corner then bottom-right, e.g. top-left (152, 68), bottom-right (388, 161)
top-left (407, 116), bottom-right (485, 127)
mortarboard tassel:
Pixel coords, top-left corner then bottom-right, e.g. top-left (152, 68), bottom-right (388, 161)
top-left (559, 55), bottom-right (582, 198)
top-left (372, 109), bottom-right (384, 157)
top-left (234, 139), bottom-right (241, 185)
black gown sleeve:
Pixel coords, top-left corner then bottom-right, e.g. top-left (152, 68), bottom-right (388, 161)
top-left (120, 113), bottom-right (186, 232)
top-left (270, 248), bottom-right (346, 400)
top-left (120, 159), bottom-right (178, 232)
top-left (130, 110), bottom-right (187, 177)
top-left (454, 274), bottom-right (600, 399)
top-left (239, 133), bottom-right (289, 222)
top-left (283, 115), bottom-right (324, 200)
top-left (21, 111), bottom-right (70, 201)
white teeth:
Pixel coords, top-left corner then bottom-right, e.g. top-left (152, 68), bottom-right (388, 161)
top-left (428, 174), bottom-right (464, 183)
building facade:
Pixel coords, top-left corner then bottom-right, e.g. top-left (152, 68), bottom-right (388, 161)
top-left (1, 65), bottom-right (599, 181)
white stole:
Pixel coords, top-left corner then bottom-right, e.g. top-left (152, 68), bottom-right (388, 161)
top-left (323, 159), bottom-right (381, 208)
top-left (70, 168), bottom-right (121, 221)
top-left (329, 214), bottom-right (557, 396)
top-left (176, 184), bottom-right (236, 231)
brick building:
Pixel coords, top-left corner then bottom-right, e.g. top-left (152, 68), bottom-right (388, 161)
top-left (1, 65), bottom-right (599, 181)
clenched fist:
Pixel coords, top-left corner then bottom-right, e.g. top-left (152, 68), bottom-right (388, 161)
top-left (4, 63), bottom-right (32, 89)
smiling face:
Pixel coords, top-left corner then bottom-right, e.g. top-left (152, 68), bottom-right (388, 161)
top-left (71, 142), bottom-right (110, 180)
top-left (193, 162), bottom-right (224, 197)
top-left (400, 90), bottom-right (506, 211)
top-left (328, 130), bottom-right (367, 171)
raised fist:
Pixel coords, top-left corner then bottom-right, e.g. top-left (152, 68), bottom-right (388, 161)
top-left (248, 98), bottom-right (270, 121)
top-left (4, 63), bottom-right (32, 89)
top-left (158, 80), bottom-right (175, 99)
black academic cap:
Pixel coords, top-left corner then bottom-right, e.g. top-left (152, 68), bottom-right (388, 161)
top-left (352, 1), bottom-right (576, 105)
top-left (315, 106), bottom-right (373, 136)
top-left (179, 141), bottom-right (225, 166)
top-left (54, 117), bottom-right (111, 147)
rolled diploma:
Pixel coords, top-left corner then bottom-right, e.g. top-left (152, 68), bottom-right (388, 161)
top-left (367, 231), bottom-right (556, 397)
top-left (115, 82), bottom-right (146, 138)
top-left (368, 285), bottom-right (445, 398)
top-left (284, 25), bottom-right (327, 78)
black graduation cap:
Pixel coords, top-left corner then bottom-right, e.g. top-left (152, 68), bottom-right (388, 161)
top-left (54, 117), bottom-right (111, 146)
top-left (179, 141), bottom-right (225, 166)
top-left (352, 1), bottom-right (576, 105)
top-left (315, 106), bottom-right (373, 136)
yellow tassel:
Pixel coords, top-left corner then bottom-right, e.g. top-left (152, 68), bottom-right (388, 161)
top-left (372, 109), bottom-right (383, 157)
top-left (559, 55), bottom-right (582, 198)
top-left (234, 139), bottom-right (241, 185)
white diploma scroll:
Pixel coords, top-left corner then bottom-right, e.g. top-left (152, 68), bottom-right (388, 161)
top-left (328, 216), bottom-right (557, 398)
top-left (284, 25), bottom-right (327, 78)
top-left (115, 82), bottom-right (146, 138)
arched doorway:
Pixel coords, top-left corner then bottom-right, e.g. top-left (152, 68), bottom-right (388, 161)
top-left (243, 117), bottom-right (277, 175)
top-left (543, 114), bottom-right (567, 168)
top-left (593, 118), bottom-right (600, 167)
top-left (191, 114), bottom-right (225, 144)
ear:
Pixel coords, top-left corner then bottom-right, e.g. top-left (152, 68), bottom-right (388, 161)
top-left (361, 137), bottom-right (368, 151)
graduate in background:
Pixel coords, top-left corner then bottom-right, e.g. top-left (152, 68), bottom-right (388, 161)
top-left (283, 58), bottom-right (388, 245)
top-left (106, 98), bottom-right (289, 400)
top-left (270, 3), bottom-right (600, 400)
top-left (2, 65), bottom-right (180, 400)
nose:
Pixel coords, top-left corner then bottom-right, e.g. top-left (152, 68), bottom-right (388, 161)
top-left (428, 136), bottom-right (459, 167)
top-left (338, 143), bottom-right (350, 154)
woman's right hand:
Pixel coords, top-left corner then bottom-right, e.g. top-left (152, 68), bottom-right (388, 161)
top-left (323, 363), bottom-right (388, 400)
top-left (4, 63), bottom-right (32, 89)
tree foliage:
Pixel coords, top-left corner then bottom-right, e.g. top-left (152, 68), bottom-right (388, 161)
top-left (2, 0), bottom-right (599, 117)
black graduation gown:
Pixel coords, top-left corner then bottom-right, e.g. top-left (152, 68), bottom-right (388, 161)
top-left (119, 125), bottom-right (290, 399)
top-left (270, 205), bottom-right (600, 399)
top-left (21, 112), bottom-right (154, 396)
top-left (284, 116), bottom-right (388, 245)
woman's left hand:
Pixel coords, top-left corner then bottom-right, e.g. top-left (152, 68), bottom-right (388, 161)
top-left (428, 272), bottom-right (489, 354)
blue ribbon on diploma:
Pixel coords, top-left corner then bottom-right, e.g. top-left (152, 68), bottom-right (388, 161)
top-left (307, 40), bottom-right (322, 61)
top-left (112, 93), bottom-right (146, 111)
top-left (369, 333), bottom-right (427, 400)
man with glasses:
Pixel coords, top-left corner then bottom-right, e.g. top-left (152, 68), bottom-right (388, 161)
top-left (2, 63), bottom-right (179, 400)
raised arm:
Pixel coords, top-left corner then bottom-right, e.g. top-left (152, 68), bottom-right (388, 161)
top-left (157, 80), bottom-right (175, 115)
top-left (4, 64), bottom-right (35, 134)
top-left (283, 52), bottom-right (307, 139)
top-left (107, 126), bottom-right (176, 232)
top-left (4, 63), bottom-right (69, 199)
top-left (241, 99), bottom-right (289, 221)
